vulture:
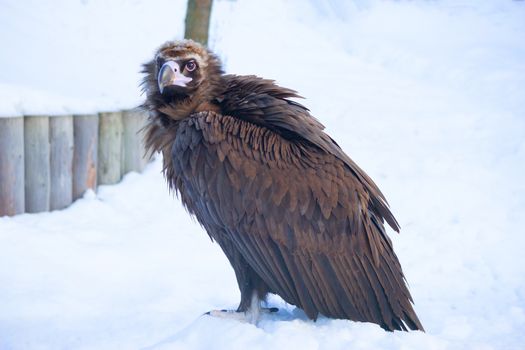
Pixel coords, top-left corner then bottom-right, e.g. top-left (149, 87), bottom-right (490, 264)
top-left (141, 39), bottom-right (424, 332)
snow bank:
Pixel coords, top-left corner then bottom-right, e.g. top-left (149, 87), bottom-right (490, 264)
top-left (1, 0), bottom-right (524, 349)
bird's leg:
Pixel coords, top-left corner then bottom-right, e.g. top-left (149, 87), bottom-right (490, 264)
top-left (206, 239), bottom-right (278, 323)
top-left (205, 291), bottom-right (278, 324)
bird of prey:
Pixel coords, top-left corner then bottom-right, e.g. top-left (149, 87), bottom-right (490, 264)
top-left (141, 39), bottom-right (423, 331)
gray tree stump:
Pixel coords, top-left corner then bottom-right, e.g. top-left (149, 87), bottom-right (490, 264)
top-left (24, 115), bottom-right (50, 213)
top-left (98, 111), bottom-right (123, 185)
top-left (73, 114), bottom-right (99, 200)
top-left (0, 117), bottom-right (25, 216)
top-left (122, 109), bottom-right (148, 174)
top-left (49, 115), bottom-right (74, 210)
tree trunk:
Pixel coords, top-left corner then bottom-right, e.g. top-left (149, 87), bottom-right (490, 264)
top-left (24, 115), bottom-right (50, 213)
top-left (184, 0), bottom-right (213, 46)
top-left (49, 115), bottom-right (74, 210)
top-left (73, 114), bottom-right (99, 200)
top-left (98, 111), bottom-right (123, 185)
top-left (0, 117), bottom-right (25, 216)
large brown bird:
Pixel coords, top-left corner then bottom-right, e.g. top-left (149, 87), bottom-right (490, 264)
top-left (141, 39), bottom-right (424, 331)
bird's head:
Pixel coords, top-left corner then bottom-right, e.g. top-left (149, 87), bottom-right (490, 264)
top-left (142, 39), bottom-right (223, 120)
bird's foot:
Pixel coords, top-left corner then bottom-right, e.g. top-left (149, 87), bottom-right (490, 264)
top-left (204, 307), bottom-right (278, 324)
top-left (205, 292), bottom-right (278, 324)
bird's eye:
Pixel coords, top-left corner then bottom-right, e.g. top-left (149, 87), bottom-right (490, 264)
top-left (185, 60), bottom-right (197, 72)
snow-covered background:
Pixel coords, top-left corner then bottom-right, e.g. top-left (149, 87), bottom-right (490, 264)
top-left (1, 0), bottom-right (525, 349)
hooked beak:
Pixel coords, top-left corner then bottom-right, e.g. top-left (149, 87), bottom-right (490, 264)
top-left (158, 61), bottom-right (193, 93)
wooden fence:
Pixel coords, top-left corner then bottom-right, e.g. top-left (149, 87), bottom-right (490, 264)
top-left (0, 109), bottom-right (151, 217)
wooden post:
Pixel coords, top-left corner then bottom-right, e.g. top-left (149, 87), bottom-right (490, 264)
top-left (73, 114), bottom-right (98, 200)
top-left (184, 0), bottom-right (213, 46)
top-left (49, 115), bottom-right (74, 210)
top-left (140, 111), bottom-right (153, 170)
top-left (121, 109), bottom-right (149, 174)
top-left (0, 117), bottom-right (25, 216)
top-left (24, 115), bottom-right (50, 213)
top-left (98, 111), bottom-right (123, 185)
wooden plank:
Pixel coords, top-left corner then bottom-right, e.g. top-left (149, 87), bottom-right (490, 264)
top-left (0, 117), bottom-right (25, 216)
top-left (121, 109), bottom-right (148, 174)
top-left (73, 114), bottom-right (99, 200)
top-left (49, 115), bottom-right (74, 210)
top-left (24, 115), bottom-right (50, 213)
top-left (98, 111), bottom-right (123, 185)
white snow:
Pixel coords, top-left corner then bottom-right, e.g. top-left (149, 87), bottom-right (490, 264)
top-left (1, 0), bottom-right (525, 349)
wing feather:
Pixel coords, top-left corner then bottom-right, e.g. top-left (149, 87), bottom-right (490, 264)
top-left (171, 111), bottom-right (423, 331)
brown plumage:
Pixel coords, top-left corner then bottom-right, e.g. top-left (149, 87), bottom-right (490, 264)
top-left (141, 39), bottom-right (424, 331)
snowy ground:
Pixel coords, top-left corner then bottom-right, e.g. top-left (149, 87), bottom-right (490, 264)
top-left (1, 0), bottom-right (525, 349)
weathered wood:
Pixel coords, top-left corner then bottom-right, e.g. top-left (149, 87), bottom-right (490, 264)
top-left (121, 109), bottom-right (148, 174)
top-left (184, 0), bottom-right (213, 46)
top-left (141, 112), bottom-right (154, 169)
top-left (98, 111), bottom-right (123, 185)
top-left (0, 117), bottom-right (25, 216)
top-left (24, 115), bottom-right (50, 213)
top-left (73, 114), bottom-right (99, 200)
top-left (49, 115), bottom-right (74, 210)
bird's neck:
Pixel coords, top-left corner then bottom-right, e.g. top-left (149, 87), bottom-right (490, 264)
top-left (159, 78), bottom-right (222, 122)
